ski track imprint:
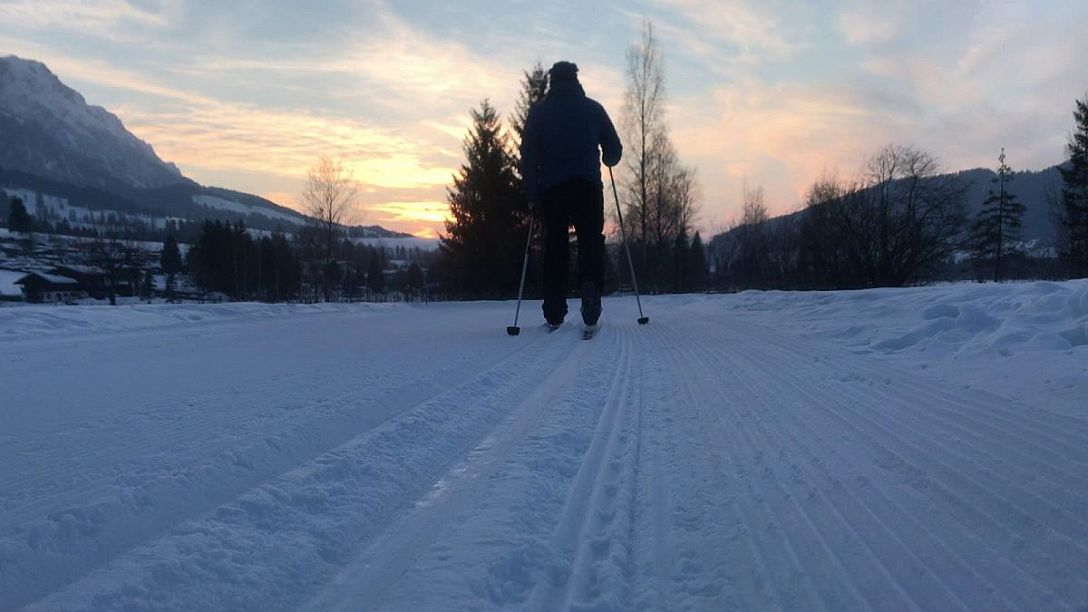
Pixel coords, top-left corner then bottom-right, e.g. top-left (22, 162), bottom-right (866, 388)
top-left (10, 303), bottom-right (1088, 611)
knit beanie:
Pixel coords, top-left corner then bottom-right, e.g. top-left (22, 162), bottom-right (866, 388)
top-left (549, 61), bottom-right (579, 81)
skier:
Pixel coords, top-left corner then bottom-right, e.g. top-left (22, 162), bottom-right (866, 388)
top-left (520, 60), bottom-right (622, 331)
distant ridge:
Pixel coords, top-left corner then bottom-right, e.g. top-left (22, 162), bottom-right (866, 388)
top-left (0, 56), bottom-right (411, 240)
top-left (711, 163), bottom-right (1065, 250)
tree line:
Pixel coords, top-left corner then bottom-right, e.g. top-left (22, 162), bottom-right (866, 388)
top-left (710, 93), bottom-right (1088, 291)
top-left (182, 219), bottom-right (431, 303)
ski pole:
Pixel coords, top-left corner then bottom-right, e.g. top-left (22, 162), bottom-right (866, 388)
top-left (609, 166), bottom-right (649, 325)
top-left (507, 210), bottom-right (535, 336)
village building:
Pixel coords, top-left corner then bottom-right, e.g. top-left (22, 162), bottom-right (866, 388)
top-left (52, 265), bottom-right (110, 299)
top-left (14, 271), bottom-right (83, 303)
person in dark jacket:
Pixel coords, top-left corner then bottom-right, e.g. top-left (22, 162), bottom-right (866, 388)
top-left (520, 61), bottom-right (622, 328)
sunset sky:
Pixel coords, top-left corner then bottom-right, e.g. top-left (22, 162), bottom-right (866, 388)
top-left (2, 0), bottom-right (1086, 238)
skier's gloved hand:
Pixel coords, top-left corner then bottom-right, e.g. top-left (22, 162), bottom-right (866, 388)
top-left (527, 199), bottom-right (538, 212)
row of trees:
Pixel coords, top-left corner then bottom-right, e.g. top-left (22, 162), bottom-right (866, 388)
top-left (714, 145), bottom-right (969, 290)
top-left (186, 220), bottom-right (301, 302)
top-left (4, 191), bottom-right (432, 304)
top-left (712, 90), bottom-right (1088, 292)
top-left (182, 219), bottom-right (430, 303)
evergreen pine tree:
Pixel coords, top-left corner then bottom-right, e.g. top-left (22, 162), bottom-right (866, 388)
top-left (1059, 94), bottom-right (1088, 277)
top-left (368, 247), bottom-right (385, 295)
top-left (8, 197), bottom-right (32, 233)
top-left (510, 65), bottom-right (549, 296)
top-left (688, 231), bottom-right (708, 291)
top-left (161, 234), bottom-right (182, 275)
top-left (673, 231), bottom-right (690, 292)
top-left (440, 100), bottom-right (525, 297)
top-left (141, 270), bottom-right (155, 302)
top-left (971, 148), bottom-right (1025, 282)
top-left (165, 273), bottom-right (177, 303)
top-left (406, 263), bottom-right (424, 295)
top-left (511, 63), bottom-right (548, 151)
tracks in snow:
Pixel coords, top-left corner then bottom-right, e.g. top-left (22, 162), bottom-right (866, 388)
top-left (16, 305), bottom-right (1088, 611)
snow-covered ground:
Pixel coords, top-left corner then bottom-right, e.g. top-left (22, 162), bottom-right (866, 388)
top-left (2, 281), bottom-right (1086, 610)
top-left (0, 268), bottom-right (24, 297)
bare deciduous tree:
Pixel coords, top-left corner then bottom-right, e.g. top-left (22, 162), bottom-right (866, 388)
top-left (795, 145), bottom-right (965, 288)
top-left (302, 155), bottom-right (359, 300)
top-left (622, 21), bottom-right (666, 245)
top-left (620, 21), bottom-right (699, 291)
top-left (717, 181), bottom-right (770, 288)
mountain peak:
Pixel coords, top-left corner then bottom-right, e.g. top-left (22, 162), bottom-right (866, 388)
top-left (0, 56), bottom-right (183, 192)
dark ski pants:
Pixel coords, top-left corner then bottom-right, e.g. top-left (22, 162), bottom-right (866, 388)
top-left (540, 179), bottom-right (605, 324)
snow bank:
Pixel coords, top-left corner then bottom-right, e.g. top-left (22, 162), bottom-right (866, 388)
top-left (721, 280), bottom-right (1088, 356)
top-left (709, 280), bottom-right (1088, 417)
top-left (0, 301), bottom-right (395, 341)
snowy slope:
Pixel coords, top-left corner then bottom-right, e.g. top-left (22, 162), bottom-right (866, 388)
top-left (2, 282), bottom-right (1086, 610)
top-left (193, 194), bottom-right (306, 226)
top-left (0, 56), bottom-right (183, 191)
top-left (0, 268), bottom-right (24, 296)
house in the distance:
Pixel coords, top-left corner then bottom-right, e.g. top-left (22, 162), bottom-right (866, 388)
top-left (14, 271), bottom-right (83, 303)
top-left (53, 265), bottom-right (110, 299)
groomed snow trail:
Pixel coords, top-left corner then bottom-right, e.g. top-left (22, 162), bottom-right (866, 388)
top-left (4, 289), bottom-right (1088, 611)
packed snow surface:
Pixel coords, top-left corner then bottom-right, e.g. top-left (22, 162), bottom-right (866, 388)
top-left (0, 269), bottom-right (24, 296)
top-left (2, 281), bottom-right (1086, 610)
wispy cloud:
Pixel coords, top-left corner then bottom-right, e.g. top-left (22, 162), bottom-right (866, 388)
top-left (4, 0), bottom-right (1087, 236)
top-left (838, 6), bottom-right (900, 45)
top-left (651, 0), bottom-right (798, 61)
top-left (0, 0), bottom-right (173, 29)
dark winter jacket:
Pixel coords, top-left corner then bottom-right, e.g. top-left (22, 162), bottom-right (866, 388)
top-left (519, 78), bottom-right (622, 204)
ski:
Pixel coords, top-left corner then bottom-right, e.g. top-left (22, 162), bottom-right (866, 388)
top-left (582, 324), bottom-right (599, 340)
top-left (547, 323), bottom-right (562, 333)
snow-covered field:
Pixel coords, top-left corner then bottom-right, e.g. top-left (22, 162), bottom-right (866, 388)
top-left (0, 268), bottom-right (24, 297)
top-left (2, 281), bottom-right (1086, 610)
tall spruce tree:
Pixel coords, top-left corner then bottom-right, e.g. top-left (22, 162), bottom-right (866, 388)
top-left (440, 99), bottom-right (524, 297)
top-left (161, 234), bottom-right (182, 275)
top-left (1059, 94), bottom-right (1088, 277)
top-left (510, 64), bottom-right (549, 296)
top-left (367, 247), bottom-right (385, 295)
top-left (688, 231), bottom-right (708, 291)
top-left (971, 148), bottom-right (1025, 282)
top-left (511, 63), bottom-right (548, 151)
top-left (8, 197), bottom-right (32, 233)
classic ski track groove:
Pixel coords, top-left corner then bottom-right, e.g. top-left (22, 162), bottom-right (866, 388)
top-left (0, 343), bottom-right (491, 519)
top-left (11, 300), bottom-right (1088, 611)
top-left (10, 328), bottom-right (569, 610)
top-left (526, 324), bottom-right (638, 611)
top-left (306, 329), bottom-right (593, 611)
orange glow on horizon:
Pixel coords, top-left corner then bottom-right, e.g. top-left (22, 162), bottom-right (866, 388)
top-left (260, 191), bottom-right (447, 239)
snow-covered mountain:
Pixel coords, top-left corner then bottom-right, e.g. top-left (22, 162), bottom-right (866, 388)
top-left (0, 56), bottom-right (184, 191)
top-left (0, 56), bottom-right (412, 241)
